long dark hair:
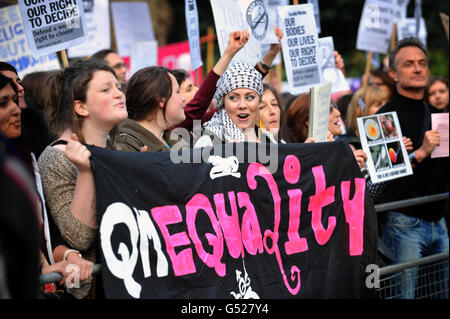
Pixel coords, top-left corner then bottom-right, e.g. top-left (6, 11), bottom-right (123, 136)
top-left (285, 93), bottom-right (310, 143)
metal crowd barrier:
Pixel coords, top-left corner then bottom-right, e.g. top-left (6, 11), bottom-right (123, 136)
top-left (376, 251), bottom-right (449, 299)
top-left (39, 192), bottom-right (450, 299)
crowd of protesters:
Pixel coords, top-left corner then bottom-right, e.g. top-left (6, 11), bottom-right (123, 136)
top-left (0, 26), bottom-right (448, 300)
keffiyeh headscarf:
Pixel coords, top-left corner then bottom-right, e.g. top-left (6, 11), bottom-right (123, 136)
top-left (203, 62), bottom-right (264, 143)
top-left (214, 61), bottom-right (264, 109)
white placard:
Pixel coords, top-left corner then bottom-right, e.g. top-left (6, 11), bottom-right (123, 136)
top-left (210, 0), bottom-right (262, 66)
top-left (308, 82), bottom-right (332, 143)
top-left (130, 41), bottom-right (158, 76)
top-left (357, 112), bottom-right (413, 183)
top-left (356, 0), bottom-right (396, 54)
top-left (278, 4), bottom-right (322, 94)
top-left (17, 0), bottom-right (87, 57)
top-left (318, 37), bottom-right (349, 93)
top-left (185, 0), bottom-right (203, 70)
top-left (397, 17), bottom-right (427, 46)
top-left (237, 0), bottom-right (278, 43)
top-left (0, 5), bottom-right (60, 79)
top-left (307, 0), bottom-right (321, 34)
top-left (68, 0), bottom-right (110, 58)
top-left (111, 2), bottom-right (155, 57)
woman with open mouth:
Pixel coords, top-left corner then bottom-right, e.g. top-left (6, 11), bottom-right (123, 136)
top-left (195, 62), bottom-right (277, 147)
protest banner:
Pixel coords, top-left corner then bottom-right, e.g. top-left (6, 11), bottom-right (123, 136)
top-left (185, 0), bottom-right (203, 71)
top-left (130, 40), bottom-right (158, 76)
top-left (356, 0), bottom-right (396, 54)
top-left (89, 142), bottom-right (378, 299)
top-left (318, 37), bottom-right (349, 93)
top-left (158, 40), bottom-right (203, 84)
top-left (68, 0), bottom-right (110, 58)
top-left (308, 82), bottom-right (332, 143)
top-left (431, 113), bottom-right (449, 159)
top-left (357, 112), bottom-right (413, 184)
top-left (111, 1), bottom-right (155, 57)
top-left (210, 0), bottom-right (262, 66)
top-left (17, 0), bottom-right (87, 57)
top-left (0, 4), bottom-right (60, 79)
top-left (397, 17), bottom-right (427, 46)
top-left (237, 0), bottom-right (278, 44)
top-left (278, 4), bottom-right (322, 94)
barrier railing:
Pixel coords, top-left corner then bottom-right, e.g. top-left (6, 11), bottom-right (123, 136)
top-left (376, 251), bottom-right (449, 299)
top-left (39, 192), bottom-right (450, 298)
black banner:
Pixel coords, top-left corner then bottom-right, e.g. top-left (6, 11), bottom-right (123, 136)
top-left (88, 142), bottom-right (378, 299)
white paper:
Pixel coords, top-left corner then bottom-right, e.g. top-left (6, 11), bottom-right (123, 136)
top-left (0, 5), bottom-right (60, 79)
top-left (111, 2), bottom-right (155, 57)
top-left (356, 0), bottom-right (396, 54)
top-left (278, 4), bottom-right (322, 94)
top-left (318, 37), bottom-right (350, 93)
top-left (357, 112), bottom-right (413, 183)
top-left (185, 0), bottom-right (203, 70)
top-left (68, 0), bottom-right (111, 58)
top-left (431, 113), bottom-right (449, 158)
top-left (130, 41), bottom-right (158, 76)
top-left (308, 82), bottom-right (332, 143)
top-left (237, 0), bottom-right (278, 44)
top-left (17, 0), bottom-right (87, 57)
top-left (210, 0), bottom-right (262, 66)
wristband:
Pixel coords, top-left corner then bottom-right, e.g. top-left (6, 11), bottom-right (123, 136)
top-left (409, 151), bottom-right (418, 165)
top-left (259, 62), bottom-right (270, 72)
top-left (63, 249), bottom-right (81, 261)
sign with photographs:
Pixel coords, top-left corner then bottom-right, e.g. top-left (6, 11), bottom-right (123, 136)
top-left (357, 112), bottom-right (412, 183)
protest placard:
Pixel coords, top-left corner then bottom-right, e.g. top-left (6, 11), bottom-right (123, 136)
top-left (17, 0), bottom-right (87, 57)
top-left (185, 0), bottom-right (203, 70)
top-left (237, 0), bottom-right (278, 44)
top-left (356, 0), bottom-right (396, 54)
top-left (397, 17), bottom-right (427, 46)
top-left (210, 0), bottom-right (262, 66)
top-left (357, 112), bottom-right (412, 183)
top-left (130, 40), bottom-right (158, 76)
top-left (318, 37), bottom-right (349, 93)
top-left (68, 0), bottom-right (110, 58)
top-left (307, 0), bottom-right (321, 34)
top-left (308, 82), bottom-right (332, 142)
top-left (431, 113), bottom-right (449, 159)
top-left (111, 2), bottom-right (155, 57)
top-left (278, 4), bottom-right (322, 94)
top-left (0, 4), bottom-right (60, 78)
top-left (89, 142), bottom-right (378, 298)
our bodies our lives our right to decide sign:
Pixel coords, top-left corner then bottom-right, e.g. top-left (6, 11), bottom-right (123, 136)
top-left (89, 142), bottom-right (379, 299)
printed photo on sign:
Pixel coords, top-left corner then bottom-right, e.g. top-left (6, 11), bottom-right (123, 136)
top-left (386, 141), bottom-right (405, 168)
top-left (318, 37), bottom-right (349, 93)
top-left (379, 113), bottom-right (398, 140)
top-left (363, 116), bottom-right (383, 143)
top-left (369, 144), bottom-right (391, 171)
top-left (357, 111), bottom-right (412, 183)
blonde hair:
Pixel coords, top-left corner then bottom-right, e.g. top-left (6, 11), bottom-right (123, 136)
top-left (361, 86), bottom-right (390, 117)
top-left (346, 87), bottom-right (368, 137)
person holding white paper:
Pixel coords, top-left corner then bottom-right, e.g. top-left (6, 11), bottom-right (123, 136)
top-left (376, 37), bottom-right (448, 299)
